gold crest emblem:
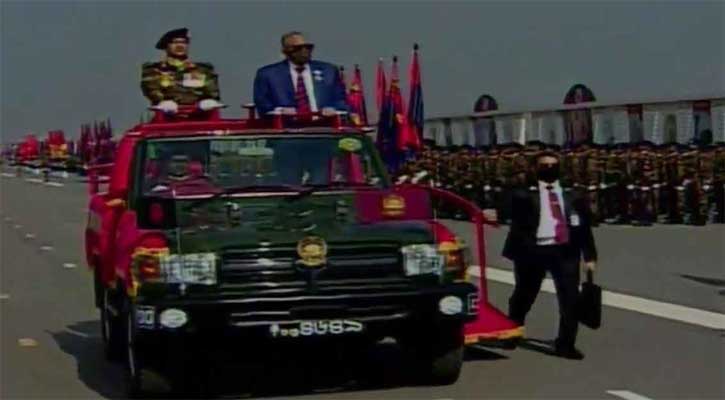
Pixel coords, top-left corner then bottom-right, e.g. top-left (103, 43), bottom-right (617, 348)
top-left (382, 194), bottom-right (406, 217)
top-left (296, 236), bottom-right (328, 268)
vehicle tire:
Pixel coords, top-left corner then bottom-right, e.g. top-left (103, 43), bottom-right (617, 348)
top-left (124, 301), bottom-right (150, 399)
top-left (100, 288), bottom-right (124, 362)
top-left (403, 322), bottom-right (464, 386)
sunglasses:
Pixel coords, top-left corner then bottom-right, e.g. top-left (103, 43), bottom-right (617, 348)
top-left (288, 43), bottom-right (315, 52)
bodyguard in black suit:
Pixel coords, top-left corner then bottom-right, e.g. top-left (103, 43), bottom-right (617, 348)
top-left (503, 151), bottom-right (597, 359)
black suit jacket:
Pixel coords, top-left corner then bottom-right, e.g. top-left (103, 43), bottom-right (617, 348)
top-left (502, 185), bottom-right (598, 262)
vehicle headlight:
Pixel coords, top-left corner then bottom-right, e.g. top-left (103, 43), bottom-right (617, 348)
top-left (401, 244), bottom-right (444, 276)
top-left (160, 253), bottom-right (217, 285)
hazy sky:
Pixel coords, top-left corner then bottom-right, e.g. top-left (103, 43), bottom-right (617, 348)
top-left (1, 0), bottom-right (723, 141)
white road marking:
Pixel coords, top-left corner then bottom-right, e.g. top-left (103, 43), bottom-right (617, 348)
top-left (24, 233), bottom-right (36, 239)
top-left (44, 182), bottom-right (65, 187)
top-left (607, 390), bottom-right (654, 400)
top-left (40, 245), bottom-right (54, 251)
top-left (66, 328), bottom-right (90, 338)
top-left (13, 224), bottom-right (22, 229)
top-left (62, 263), bottom-right (77, 269)
top-left (0, 294), bottom-right (10, 300)
top-left (472, 266), bottom-right (725, 330)
top-left (1, 172), bottom-right (16, 177)
top-left (25, 178), bottom-right (44, 184)
top-left (18, 338), bottom-right (38, 347)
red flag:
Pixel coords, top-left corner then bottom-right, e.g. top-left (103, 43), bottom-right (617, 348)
top-left (375, 58), bottom-right (387, 114)
top-left (386, 56), bottom-right (417, 151)
top-left (387, 57), bottom-right (414, 152)
top-left (404, 44), bottom-right (423, 150)
top-left (347, 64), bottom-right (369, 126)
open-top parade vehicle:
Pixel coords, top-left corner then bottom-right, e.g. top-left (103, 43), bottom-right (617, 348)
top-left (84, 106), bottom-right (520, 397)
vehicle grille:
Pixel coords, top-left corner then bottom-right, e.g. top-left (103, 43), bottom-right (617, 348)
top-left (218, 243), bottom-right (410, 294)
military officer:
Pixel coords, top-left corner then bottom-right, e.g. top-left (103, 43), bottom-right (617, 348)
top-left (141, 28), bottom-right (222, 113)
top-left (713, 142), bottom-right (725, 223)
top-left (677, 144), bottom-right (707, 225)
top-left (584, 143), bottom-right (606, 225)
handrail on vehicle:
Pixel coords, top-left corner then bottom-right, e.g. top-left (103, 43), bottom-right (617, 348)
top-left (87, 162), bottom-right (114, 195)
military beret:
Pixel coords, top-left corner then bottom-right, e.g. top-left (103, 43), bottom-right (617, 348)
top-left (156, 28), bottom-right (190, 50)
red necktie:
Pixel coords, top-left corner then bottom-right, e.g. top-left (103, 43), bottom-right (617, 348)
top-left (547, 185), bottom-right (569, 244)
top-left (295, 66), bottom-right (311, 115)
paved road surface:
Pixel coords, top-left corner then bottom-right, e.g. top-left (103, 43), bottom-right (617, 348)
top-left (1, 173), bottom-right (723, 399)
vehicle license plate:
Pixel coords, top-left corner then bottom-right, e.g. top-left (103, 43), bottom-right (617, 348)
top-left (269, 320), bottom-right (364, 338)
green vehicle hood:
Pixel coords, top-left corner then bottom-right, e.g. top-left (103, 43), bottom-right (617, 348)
top-left (163, 193), bottom-right (434, 253)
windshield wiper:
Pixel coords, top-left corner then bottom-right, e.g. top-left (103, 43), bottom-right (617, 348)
top-left (287, 182), bottom-right (378, 201)
top-left (182, 184), bottom-right (308, 207)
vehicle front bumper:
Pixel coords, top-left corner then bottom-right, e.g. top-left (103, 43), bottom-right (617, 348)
top-left (132, 282), bottom-right (477, 362)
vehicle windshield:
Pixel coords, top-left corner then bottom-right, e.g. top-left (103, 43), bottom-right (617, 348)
top-left (139, 134), bottom-right (388, 196)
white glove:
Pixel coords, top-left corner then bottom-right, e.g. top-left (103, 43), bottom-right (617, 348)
top-left (271, 107), bottom-right (297, 116)
top-left (157, 100), bottom-right (178, 114)
top-left (199, 99), bottom-right (222, 111)
top-left (411, 171), bottom-right (428, 183)
top-left (321, 107), bottom-right (337, 117)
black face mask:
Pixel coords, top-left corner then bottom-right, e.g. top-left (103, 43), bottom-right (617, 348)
top-left (537, 164), bottom-right (560, 183)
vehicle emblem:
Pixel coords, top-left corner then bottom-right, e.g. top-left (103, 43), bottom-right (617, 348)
top-left (296, 236), bottom-right (327, 268)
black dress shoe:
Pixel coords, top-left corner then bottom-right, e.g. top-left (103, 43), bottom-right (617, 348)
top-left (553, 345), bottom-right (585, 360)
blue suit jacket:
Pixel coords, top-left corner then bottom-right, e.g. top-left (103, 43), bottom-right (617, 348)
top-left (253, 60), bottom-right (348, 116)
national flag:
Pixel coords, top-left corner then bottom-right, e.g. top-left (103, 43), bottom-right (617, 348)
top-left (377, 56), bottom-right (409, 172)
top-left (347, 64), bottom-right (369, 126)
top-left (404, 43), bottom-right (424, 151)
top-left (375, 58), bottom-right (387, 114)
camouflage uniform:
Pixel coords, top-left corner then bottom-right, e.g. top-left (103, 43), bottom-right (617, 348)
top-left (713, 143), bottom-right (725, 223)
top-left (630, 144), bottom-right (657, 225)
top-left (485, 148), bottom-right (503, 220)
top-left (584, 145), bottom-right (606, 224)
top-left (603, 145), bottom-right (628, 223)
top-left (662, 144), bottom-right (682, 223)
top-left (677, 146), bottom-right (707, 225)
top-left (141, 59), bottom-right (220, 105)
top-left (560, 148), bottom-right (575, 190)
top-left (698, 145), bottom-right (716, 223)
top-left (497, 146), bottom-right (520, 224)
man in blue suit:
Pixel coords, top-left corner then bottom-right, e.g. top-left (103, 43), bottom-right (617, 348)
top-left (253, 31), bottom-right (348, 117)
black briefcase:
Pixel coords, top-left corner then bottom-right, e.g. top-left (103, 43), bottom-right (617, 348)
top-left (578, 270), bottom-right (602, 329)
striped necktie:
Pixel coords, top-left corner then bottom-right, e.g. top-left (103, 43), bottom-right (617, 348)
top-left (547, 185), bottom-right (569, 244)
top-left (295, 66), bottom-right (311, 115)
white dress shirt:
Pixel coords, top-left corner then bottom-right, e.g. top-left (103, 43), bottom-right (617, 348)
top-left (288, 62), bottom-right (319, 112)
top-left (536, 180), bottom-right (566, 245)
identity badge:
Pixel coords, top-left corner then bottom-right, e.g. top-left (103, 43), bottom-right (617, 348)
top-left (570, 213), bottom-right (580, 227)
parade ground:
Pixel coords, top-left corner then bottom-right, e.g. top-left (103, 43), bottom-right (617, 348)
top-left (1, 172), bottom-right (722, 400)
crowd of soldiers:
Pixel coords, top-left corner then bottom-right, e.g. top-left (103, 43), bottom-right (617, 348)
top-left (396, 140), bottom-right (725, 226)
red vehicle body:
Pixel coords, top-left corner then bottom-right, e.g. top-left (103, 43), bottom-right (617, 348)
top-left (15, 134), bottom-right (41, 166)
top-left (45, 130), bottom-right (70, 168)
top-left (85, 107), bottom-right (519, 396)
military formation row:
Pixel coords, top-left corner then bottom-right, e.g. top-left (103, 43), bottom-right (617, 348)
top-left (397, 141), bottom-right (725, 226)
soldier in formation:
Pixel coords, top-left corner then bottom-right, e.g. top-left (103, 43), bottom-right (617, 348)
top-left (395, 140), bottom-right (725, 226)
